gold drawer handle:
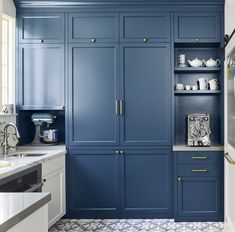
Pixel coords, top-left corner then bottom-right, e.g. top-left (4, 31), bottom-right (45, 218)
top-left (192, 156), bottom-right (208, 160)
top-left (192, 169), bottom-right (208, 173)
top-left (224, 152), bottom-right (235, 165)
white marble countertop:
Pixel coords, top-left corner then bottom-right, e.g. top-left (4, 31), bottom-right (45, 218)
top-left (173, 144), bottom-right (224, 151)
top-left (0, 192), bottom-right (51, 232)
top-left (0, 145), bottom-right (66, 180)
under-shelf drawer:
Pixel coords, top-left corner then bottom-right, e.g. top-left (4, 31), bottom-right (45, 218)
top-left (177, 151), bottom-right (222, 164)
top-left (178, 163), bottom-right (221, 177)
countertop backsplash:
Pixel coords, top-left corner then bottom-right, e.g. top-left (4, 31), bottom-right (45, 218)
top-left (0, 114), bottom-right (17, 155)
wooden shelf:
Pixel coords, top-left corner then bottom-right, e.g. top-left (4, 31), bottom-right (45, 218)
top-left (174, 67), bottom-right (221, 73)
top-left (173, 144), bottom-right (224, 151)
top-left (174, 90), bottom-right (221, 95)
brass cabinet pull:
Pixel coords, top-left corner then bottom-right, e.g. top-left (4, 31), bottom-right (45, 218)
top-left (143, 38), bottom-right (148, 43)
top-left (195, 38), bottom-right (200, 42)
top-left (224, 152), bottom-right (235, 165)
top-left (192, 169), bottom-right (208, 173)
top-left (192, 156), bottom-right (208, 160)
top-left (115, 150), bottom-right (120, 154)
top-left (120, 100), bottom-right (124, 115)
top-left (115, 100), bottom-right (119, 115)
top-left (119, 150), bottom-right (124, 154)
top-left (178, 177), bottom-right (182, 181)
top-left (91, 38), bottom-right (96, 43)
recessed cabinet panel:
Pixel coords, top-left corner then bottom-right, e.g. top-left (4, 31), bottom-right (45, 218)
top-left (68, 44), bottom-right (119, 146)
top-left (69, 13), bottom-right (119, 43)
top-left (121, 13), bottom-right (170, 42)
top-left (177, 177), bottom-right (222, 218)
top-left (174, 13), bottom-right (220, 43)
top-left (120, 44), bottom-right (171, 145)
top-left (68, 150), bottom-right (119, 217)
top-left (120, 150), bottom-right (172, 214)
top-left (19, 13), bottom-right (65, 43)
top-left (19, 44), bottom-right (65, 110)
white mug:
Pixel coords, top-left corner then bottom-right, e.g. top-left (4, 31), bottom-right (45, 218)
top-left (175, 83), bottom-right (184, 90)
top-left (185, 85), bottom-right (191, 90)
top-left (198, 78), bottom-right (208, 90)
top-left (192, 86), bottom-right (198, 90)
top-left (209, 79), bottom-right (219, 90)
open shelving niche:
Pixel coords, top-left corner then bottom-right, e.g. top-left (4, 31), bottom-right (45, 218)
top-left (173, 44), bottom-right (224, 151)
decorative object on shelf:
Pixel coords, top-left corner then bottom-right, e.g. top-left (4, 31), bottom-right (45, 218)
top-left (205, 58), bottom-right (221, 67)
top-left (185, 85), bottom-right (191, 90)
top-left (187, 113), bottom-right (211, 147)
top-left (209, 79), bottom-right (219, 90)
top-left (178, 51), bottom-right (187, 67)
top-left (175, 83), bottom-right (184, 90)
top-left (192, 85), bottom-right (198, 90)
top-left (2, 104), bottom-right (14, 114)
top-left (188, 58), bottom-right (206, 67)
top-left (198, 78), bottom-right (209, 90)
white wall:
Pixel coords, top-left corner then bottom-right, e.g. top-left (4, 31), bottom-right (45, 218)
top-left (2, 0), bottom-right (16, 18)
top-left (225, 0), bottom-right (235, 36)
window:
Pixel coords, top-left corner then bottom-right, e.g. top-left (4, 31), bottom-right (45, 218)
top-left (1, 14), bottom-right (15, 110)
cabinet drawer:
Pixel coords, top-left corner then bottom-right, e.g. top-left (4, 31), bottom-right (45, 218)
top-left (19, 13), bottom-right (65, 43)
top-left (177, 152), bottom-right (222, 164)
top-left (178, 163), bottom-right (221, 177)
top-left (174, 12), bottom-right (220, 43)
top-left (120, 13), bottom-right (170, 42)
top-left (69, 13), bottom-right (119, 43)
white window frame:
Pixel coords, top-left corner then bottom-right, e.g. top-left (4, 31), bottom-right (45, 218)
top-left (1, 13), bottom-right (15, 111)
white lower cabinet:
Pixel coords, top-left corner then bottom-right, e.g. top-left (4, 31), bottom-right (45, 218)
top-left (42, 154), bottom-right (66, 228)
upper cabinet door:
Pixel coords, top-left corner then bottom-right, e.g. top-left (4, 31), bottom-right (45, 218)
top-left (19, 13), bottom-right (65, 44)
top-left (19, 44), bottom-right (65, 110)
top-left (69, 13), bottom-right (119, 43)
top-left (120, 43), bottom-right (171, 146)
top-left (68, 44), bottom-right (119, 146)
top-left (174, 13), bottom-right (220, 43)
top-left (120, 13), bottom-right (170, 43)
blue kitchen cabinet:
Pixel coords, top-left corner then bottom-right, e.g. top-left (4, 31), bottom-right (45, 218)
top-left (67, 150), bottom-right (119, 218)
top-left (18, 44), bottom-right (65, 110)
top-left (18, 13), bottom-right (65, 44)
top-left (68, 43), bottom-right (119, 146)
top-left (120, 149), bottom-right (172, 217)
top-left (174, 13), bottom-right (220, 43)
top-left (175, 152), bottom-right (224, 221)
top-left (120, 43), bottom-right (171, 146)
top-left (120, 13), bottom-right (170, 43)
top-left (69, 13), bottom-right (119, 43)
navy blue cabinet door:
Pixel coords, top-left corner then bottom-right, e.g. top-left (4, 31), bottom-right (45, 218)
top-left (69, 13), bottom-right (119, 43)
top-left (176, 176), bottom-right (223, 221)
top-left (19, 13), bottom-right (65, 43)
top-left (68, 44), bottom-right (119, 146)
top-left (120, 43), bottom-right (171, 146)
top-left (120, 13), bottom-right (170, 43)
top-left (67, 150), bottom-right (119, 218)
top-left (174, 13), bottom-right (220, 43)
top-left (120, 149), bottom-right (172, 216)
top-left (19, 44), bottom-right (64, 110)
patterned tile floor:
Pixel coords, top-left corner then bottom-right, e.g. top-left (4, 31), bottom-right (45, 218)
top-left (49, 219), bottom-right (224, 232)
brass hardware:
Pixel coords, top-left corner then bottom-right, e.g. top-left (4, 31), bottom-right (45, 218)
top-left (120, 100), bottom-right (124, 115)
top-left (62, 106), bottom-right (65, 110)
top-left (42, 179), bottom-right (46, 182)
top-left (91, 38), bottom-right (96, 43)
top-left (224, 152), bottom-right (235, 165)
top-left (116, 100), bottom-right (119, 115)
top-left (143, 38), bottom-right (148, 43)
top-left (192, 169), bottom-right (208, 173)
top-left (178, 177), bottom-right (182, 181)
top-left (119, 150), bottom-right (124, 154)
top-left (39, 39), bottom-right (44, 43)
top-left (195, 38), bottom-right (200, 42)
top-left (192, 156), bottom-right (208, 160)
top-left (115, 150), bottom-right (120, 154)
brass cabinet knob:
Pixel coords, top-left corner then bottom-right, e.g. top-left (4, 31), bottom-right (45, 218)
top-left (177, 177), bottom-right (181, 181)
top-left (91, 38), bottom-right (96, 43)
top-left (39, 39), bottom-right (44, 43)
top-left (43, 179), bottom-right (46, 182)
top-left (143, 38), bottom-right (148, 43)
top-left (115, 150), bottom-right (120, 154)
top-left (195, 38), bottom-right (200, 42)
top-left (119, 150), bottom-right (124, 154)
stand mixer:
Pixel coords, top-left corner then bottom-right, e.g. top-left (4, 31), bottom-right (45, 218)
top-left (31, 113), bottom-right (58, 146)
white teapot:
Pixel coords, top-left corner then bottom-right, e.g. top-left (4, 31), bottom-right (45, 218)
top-left (188, 58), bottom-right (205, 68)
top-left (205, 58), bottom-right (220, 67)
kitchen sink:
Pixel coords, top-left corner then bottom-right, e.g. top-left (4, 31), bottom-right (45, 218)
top-left (10, 153), bottom-right (47, 157)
